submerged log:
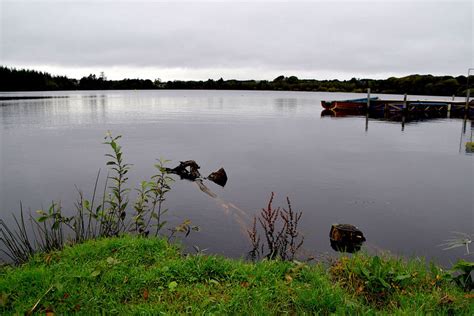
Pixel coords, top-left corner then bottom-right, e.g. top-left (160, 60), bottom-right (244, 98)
top-left (166, 160), bottom-right (201, 180)
top-left (329, 224), bottom-right (366, 253)
top-left (207, 168), bottom-right (228, 187)
top-left (166, 160), bottom-right (229, 195)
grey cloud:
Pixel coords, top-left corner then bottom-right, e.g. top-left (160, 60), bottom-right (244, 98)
top-left (1, 1), bottom-right (472, 78)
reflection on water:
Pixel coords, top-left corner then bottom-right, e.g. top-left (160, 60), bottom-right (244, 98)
top-left (1, 95), bottom-right (111, 129)
top-left (321, 108), bottom-right (471, 125)
top-left (321, 108), bottom-right (474, 155)
top-left (274, 98), bottom-right (298, 111)
top-left (0, 90), bottom-right (472, 266)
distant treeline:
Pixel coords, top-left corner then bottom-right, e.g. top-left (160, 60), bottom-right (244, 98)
top-left (0, 67), bottom-right (155, 91)
top-left (1, 66), bottom-right (471, 96)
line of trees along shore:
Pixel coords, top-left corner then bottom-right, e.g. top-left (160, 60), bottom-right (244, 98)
top-left (1, 66), bottom-right (471, 96)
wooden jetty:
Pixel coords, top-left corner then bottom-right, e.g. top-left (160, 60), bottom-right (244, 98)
top-left (322, 98), bottom-right (473, 114)
top-left (320, 108), bottom-right (463, 121)
top-left (321, 107), bottom-right (472, 133)
top-left (368, 99), bottom-right (472, 113)
top-left (321, 89), bottom-right (474, 115)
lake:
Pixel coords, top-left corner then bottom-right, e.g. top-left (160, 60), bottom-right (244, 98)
top-left (0, 90), bottom-right (472, 266)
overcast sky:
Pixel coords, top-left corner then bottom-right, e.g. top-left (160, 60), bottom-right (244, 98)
top-left (0, 0), bottom-right (472, 80)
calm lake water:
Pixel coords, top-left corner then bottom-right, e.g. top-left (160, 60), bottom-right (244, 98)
top-left (0, 90), bottom-right (472, 266)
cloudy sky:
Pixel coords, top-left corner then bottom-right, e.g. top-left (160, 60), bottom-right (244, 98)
top-left (0, 0), bottom-right (472, 80)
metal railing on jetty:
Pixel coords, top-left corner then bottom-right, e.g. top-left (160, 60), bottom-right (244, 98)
top-left (366, 85), bottom-right (473, 114)
top-left (367, 96), bottom-right (472, 114)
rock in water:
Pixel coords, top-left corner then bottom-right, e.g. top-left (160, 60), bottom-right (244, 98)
top-left (329, 224), bottom-right (366, 253)
top-left (207, 168), bottom-right (228, 187)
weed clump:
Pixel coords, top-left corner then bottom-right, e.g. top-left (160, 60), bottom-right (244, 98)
top-left (248, 192), bottom-right (304, 261)
top-left (330, 254), bottom-right (470, 312)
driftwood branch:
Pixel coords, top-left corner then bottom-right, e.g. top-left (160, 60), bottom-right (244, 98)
top-left (166, 160), bottom-right (228, 187)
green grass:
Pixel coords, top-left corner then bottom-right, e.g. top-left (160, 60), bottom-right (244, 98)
top-left (1, 236), bottom-right (472, 315)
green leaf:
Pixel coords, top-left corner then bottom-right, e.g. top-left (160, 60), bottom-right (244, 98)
top-left (168, 281), bottom-right (178, 290)
top-left (157, 222), bottom-right (167, 230)
top-left (208, 279), bottom-right (220, 286)
top-left (394, 274), bottom-right (411, 281)
top-left (378, 277), bottom-right (391, 289)
top-left (91, 270), bottom-right (101, 277)
top-left (106, 257), bottom-right (121, 265)
top-left (360, 267), bottom-right (371, 279)
top-left (52, 221), bottom-right (60, 230)
top-left (451, 260), bottom-right (474, 273)
top-left (372, 256), bottom-right (381, 267)
top-left (54, 282), bottom-right (64, 292)
top-left (0, 293), bottom-right (10, 307)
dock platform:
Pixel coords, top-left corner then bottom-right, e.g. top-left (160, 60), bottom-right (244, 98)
top-left (321, 97), bottom-right (473, 115)
top-left (369, 99), bottom-right (473, 113)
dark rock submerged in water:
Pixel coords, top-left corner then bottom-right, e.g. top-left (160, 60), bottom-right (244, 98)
top-left (207, 168), bottom-right (228, 187)
top-left (329, 224), bottom-right (366, 253)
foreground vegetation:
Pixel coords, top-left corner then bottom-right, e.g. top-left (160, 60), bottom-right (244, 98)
top-left (1, 66), bottom-right (472, 96)
top-left (1, 236), bottom-right (472, 314)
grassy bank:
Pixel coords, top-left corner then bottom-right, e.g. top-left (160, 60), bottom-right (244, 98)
top-left (1, 236), bottom-right (472, 314)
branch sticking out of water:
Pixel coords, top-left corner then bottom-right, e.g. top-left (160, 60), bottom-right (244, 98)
top-left (440, 232), bottom-right (473, 255)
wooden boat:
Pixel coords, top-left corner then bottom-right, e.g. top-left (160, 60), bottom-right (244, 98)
top-left (321, 97), bottom-right (379, 110)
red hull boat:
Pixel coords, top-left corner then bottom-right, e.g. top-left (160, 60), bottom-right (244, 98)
top-left (321, 97), bottom-right (379, 110)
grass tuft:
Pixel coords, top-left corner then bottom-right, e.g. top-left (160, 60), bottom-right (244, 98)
top-left (330, 253), bottom-right (472, 313)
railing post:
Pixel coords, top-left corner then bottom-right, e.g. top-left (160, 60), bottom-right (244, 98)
top-left (466, 88), bottom-right (470, 112)
top-left (403, 93), bottom-right (407, 112)
top-left (466, 68), bottom-right (473, 112)
top-left (367, 88), bottom-right (371, 110)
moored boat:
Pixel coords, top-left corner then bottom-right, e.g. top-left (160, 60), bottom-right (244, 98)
top-left (321, 97), bottom-right (379, 110)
